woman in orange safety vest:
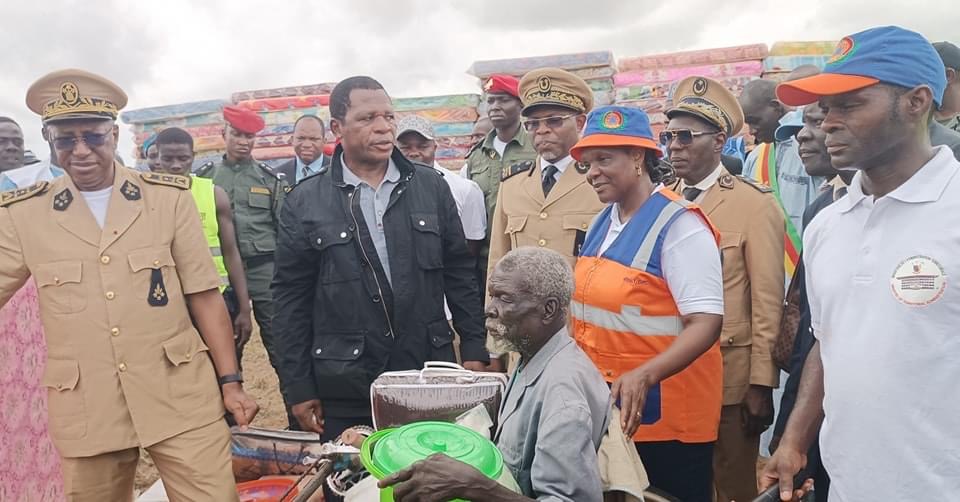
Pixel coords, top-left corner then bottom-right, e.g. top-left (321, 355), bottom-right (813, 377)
top-left (570, 105), bottom-right (725, 502)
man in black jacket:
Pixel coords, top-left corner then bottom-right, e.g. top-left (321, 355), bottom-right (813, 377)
top-left (272, 76), bottom-right (488, 443)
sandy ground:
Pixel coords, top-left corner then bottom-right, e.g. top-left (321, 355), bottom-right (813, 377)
top-left (134, 325), bottom-right (288, 494)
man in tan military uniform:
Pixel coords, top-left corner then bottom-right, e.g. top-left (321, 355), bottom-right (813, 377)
top-left (663, 76), bottom-right (783, 502)
top-left (0, 69), bottom-right (258, 502)
top-left (487, 69), bottom-right (605, 361)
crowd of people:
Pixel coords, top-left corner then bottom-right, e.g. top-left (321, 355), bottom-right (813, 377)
top-left (1, 24), bottom-right (959, 502)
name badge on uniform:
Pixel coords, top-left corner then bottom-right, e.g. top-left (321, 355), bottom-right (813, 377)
top-left (148, 269), bottom-right (169, 307)
top-left (249, 187), bottom-right (271, 195)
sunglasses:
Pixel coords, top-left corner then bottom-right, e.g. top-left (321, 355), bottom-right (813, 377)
top-left (521, 114), bottom-right (578, 132)
top-left (53, 131), bottom-right (112, 151)
top-left (659, 129), bottom-right (719, 146)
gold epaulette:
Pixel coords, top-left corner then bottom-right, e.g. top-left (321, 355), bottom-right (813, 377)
top-left (736, 175), bottom-right (773, 193)
top-left (0, 181), bottom-right (49, 207)
top-left (501, 160), bottom-right (534, 181)
top-left (140, 172), bottom-right (192, 190)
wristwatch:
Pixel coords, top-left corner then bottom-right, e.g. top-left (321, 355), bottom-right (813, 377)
top-left (217, 373), bottom-right (244, 386)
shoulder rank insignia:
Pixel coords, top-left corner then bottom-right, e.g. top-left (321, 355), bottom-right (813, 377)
top-left (257, 162), bottom-right (282, 180)
top-left (120, 180), bottom-right (141, 200)
top-left (0, 181), bottom-right (49, 208)
top-left (718, 174), bottom-right (735, 189)
top-left (736, 175), bottom-right (773, 193)
top-left (465, 139), bottom-right (485, 158)
top-left (194, 161), bottom-right (215, 177)
top-left (501, 160), bottom-right (534, 181)
top-left (140, 172), bottom-right (192, 190)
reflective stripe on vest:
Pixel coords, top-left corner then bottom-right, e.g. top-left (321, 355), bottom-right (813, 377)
top-left (570, 301), bottom-right (683, 335)
top-left (572, 189), bottom-right (723, 443)
top-left (190, 176), bottom-right (229, 292)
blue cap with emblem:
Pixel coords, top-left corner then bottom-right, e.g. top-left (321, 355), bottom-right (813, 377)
top-left (570, 105), bottom-right (662, 161)
top-left (776, 26), bottom-right (947, 107)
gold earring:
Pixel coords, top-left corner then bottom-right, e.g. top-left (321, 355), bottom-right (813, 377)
top-left (635, 161), bottom-right (643, 176)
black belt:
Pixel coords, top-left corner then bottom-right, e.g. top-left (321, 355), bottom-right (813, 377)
top-left (244, 253), bottom-right (275, 268)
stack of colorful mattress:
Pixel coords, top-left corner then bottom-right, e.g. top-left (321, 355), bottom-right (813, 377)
top-left (231, 83), bottom-right (337, 166)
top-left (468, 51), bottom-right (617, 109)
top-left (235, 93), bottom-right (335, 164)
top-left (394, 94), bottom-right (480, 171)
top-left (615, 44), bottom-right (768, 135)
top-left (762, 41), bottom-right (838, 81)
top-left (120, 99), bottom-right (230, 171)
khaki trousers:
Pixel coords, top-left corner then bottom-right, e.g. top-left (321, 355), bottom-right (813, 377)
top-left (61, 419), bottom-right (238, 502)
top-left (713, 404), bottom-right (761, 502)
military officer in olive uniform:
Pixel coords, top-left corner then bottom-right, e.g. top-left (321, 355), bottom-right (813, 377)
top-left (0, 69), bottom-right (257, 501)
top-left (462, 75), bottom-right (537, 295)
top-left (196, 105), bottom-right (296, 426)
top-left (663, 76), bottom-right (784, 502)
top-left (486, 68), bottom-right (605, 362)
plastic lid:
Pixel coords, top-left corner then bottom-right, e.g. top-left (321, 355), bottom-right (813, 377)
top-left (367, 421), bottom-right (503, 479)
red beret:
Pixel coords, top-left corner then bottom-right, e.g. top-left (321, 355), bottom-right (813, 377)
top-left (223, 105), bottom-right (265, 134)
top-left (483, 75), bottom-right (520, 98)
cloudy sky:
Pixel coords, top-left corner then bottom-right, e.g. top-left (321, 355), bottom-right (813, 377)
top-left (2, 0), bottom-right (956, 159)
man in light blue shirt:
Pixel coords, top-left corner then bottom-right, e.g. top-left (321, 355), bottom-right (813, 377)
top-left (275, 115), bottom-right (329, 184)
top-left (740, 82), bottom-right (826, 235)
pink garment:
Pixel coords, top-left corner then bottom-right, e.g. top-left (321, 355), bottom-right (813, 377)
top-left (0, 281), bottom-right (65, 502)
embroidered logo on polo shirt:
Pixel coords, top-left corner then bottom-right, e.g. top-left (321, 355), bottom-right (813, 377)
top-left (890, 255), bottom-right (947, 306)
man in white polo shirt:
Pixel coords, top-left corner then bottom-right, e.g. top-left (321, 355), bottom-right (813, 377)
top-left (761, 26), bottom-right (960, 501)
top-left (396, 115), bottom-right (487, 257)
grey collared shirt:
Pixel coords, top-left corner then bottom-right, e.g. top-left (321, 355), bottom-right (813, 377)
top-left (494, 327), bottom-right (610, 502)
top-left (341, 155), bottom-right (401, 285)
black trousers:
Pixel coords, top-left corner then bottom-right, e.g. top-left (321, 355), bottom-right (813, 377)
top-left (636, 440), bottom-right (715, 502)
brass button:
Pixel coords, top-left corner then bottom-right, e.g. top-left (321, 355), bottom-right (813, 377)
top-left (315, 348), bottom-right (322, 354)
top-left (352, 349), bottom-right (360, 356)
top-left (538, 239), bottom-right (547, 247)
top-left (418, 220), bottom-right (426, 226)
top-left (111, 327), bottom-right (120, 337)
top-left (153, 260), bottom-right (160, 267)
top-left (340, 232), bottom-right (347, 238)
top-left (105, 291), bottom-right (115, 300)
top-left (727, 337), bottom-right (734, 344)
top-left (581, 223), bottom-right (588, 230)
top-left (539, 212), bottom-right (548, 219)
top-left (100, 255), bottom-right (111, 264)
top-left (118, 363), bottom-right (127, 372)
top-left (316, 238), bottom-right (323, 245)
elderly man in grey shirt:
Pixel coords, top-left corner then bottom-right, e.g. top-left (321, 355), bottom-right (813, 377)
top-left (380, 247), bottom-right (610, 502)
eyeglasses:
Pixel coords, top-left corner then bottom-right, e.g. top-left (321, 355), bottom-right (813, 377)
top-left (659, 129), bottom-right (719, 146)
top-left (52, 131), bottom-right (112, 151)
top-left (521, 114), bottom-right (578, 132)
